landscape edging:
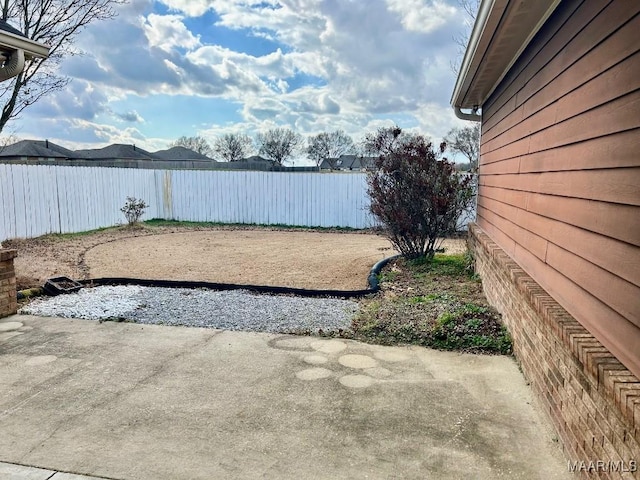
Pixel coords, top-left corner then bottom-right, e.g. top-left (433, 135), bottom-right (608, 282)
top-left (17, 254), bottom-right (401, 300)
top-left (77, 255), bottom-right (402, 299)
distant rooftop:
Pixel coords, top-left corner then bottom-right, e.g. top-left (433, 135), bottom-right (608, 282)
top-left (75, 143), bottom-right (155, 160)
top-left (0, 20), bottom-right (26, 38)
top-left (153, 146), bottom-right (216, 161)
top-left (0, 140), bottom-right (303, 169)
top-left (0, 139), bottom-right (74, 159)
top-left (244, 155), bottom-right (274, 163)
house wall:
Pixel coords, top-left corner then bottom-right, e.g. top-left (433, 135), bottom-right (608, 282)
top-left (477, 0), bottom-right (640, 378)
top-left (469, 225), bottom-right (639, 477)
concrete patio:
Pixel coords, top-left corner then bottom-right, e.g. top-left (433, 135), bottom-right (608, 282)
top-left (0, 315), bottom-right (570, 479)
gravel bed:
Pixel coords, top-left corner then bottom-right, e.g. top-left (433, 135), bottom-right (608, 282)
top-left (19, 285), bottom-right (360, 334)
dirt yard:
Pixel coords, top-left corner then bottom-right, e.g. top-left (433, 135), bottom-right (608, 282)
top-left (5, 225), bottom-right (466, 291)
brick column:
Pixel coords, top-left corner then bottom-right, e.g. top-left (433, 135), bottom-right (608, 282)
top-left (0, 249), bottom-right (18, 318)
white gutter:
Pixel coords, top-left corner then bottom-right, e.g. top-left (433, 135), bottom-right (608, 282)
top-left (0, 28), bottom-right (49, 59)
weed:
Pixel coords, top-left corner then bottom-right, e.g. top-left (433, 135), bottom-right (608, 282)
top-left (408, 295), bottom-right (429, 304)
top-left (350, 254), bottom-right (512, 355)
top-left (465, 318), bottom-right (482, 330)
top-left (462, 303), bottom-right (488, 314)
top-left (377, 271), bottom-right (398, 283)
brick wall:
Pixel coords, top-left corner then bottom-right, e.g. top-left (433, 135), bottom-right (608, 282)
top-left (0, 249), bottom-right (17, 318)
top-left (469, 224), bottom-right (639, 479)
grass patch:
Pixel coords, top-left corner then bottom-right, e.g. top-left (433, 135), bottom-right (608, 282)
top-left (143, 218), bottom-right (364, 232)
top-left (40, 225), bottom-right (119, 240)
top-left (349, 254), bottom-right (512, 355)
top-left (1, 226), bottom-right (121, 248)
top-left (2, 220), bottom-right (370, 248)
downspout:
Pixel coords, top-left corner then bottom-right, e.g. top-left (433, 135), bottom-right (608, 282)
top-left (454, 106), bottom-right (482, 122)
top-left (0, 48), bottom-right (24, 81)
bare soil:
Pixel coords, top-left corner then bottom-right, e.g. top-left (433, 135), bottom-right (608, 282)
top-left (5, 224), bottom-right (466, 291)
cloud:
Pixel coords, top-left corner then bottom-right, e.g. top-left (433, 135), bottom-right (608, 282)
top-left (211, 0), bottom-right (326, 50)
top-left (203, 0), bottom-right (466, 115)
top-left (143, 13), bottom-right (201, 51)
top-left (10, 0), bottom-right (473, 154)
top-left (12, 116), bottom-right (148, 148)
top-left (26, 80), bottom-right (109, 121)
top-left (114, 110), bottom-right (145, 123)
top-left (386, 0), bottom-right (457, 33)
top-left (67, 15), bottom-right (183, 94)
top-left (156, 0), bottom-right (213, 17)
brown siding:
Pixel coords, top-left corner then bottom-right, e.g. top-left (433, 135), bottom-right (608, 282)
top-left (477, 0), bottom-right (640, 378)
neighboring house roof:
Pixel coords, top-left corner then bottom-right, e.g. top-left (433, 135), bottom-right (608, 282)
top-left (350, 156), bottom-right (376, 170)
top-left (338, 155), bottom-right (357, 169)
top-left (0, 139), bottom-right (74, 158)
top-left (75, 143), bottom-right (155, 160)
top-left (321, 155), bottom-right (376, 170)
top-left (0, 20), bottom-right (25, 37)
top-left (153, 146), bottom-right (216, 161)
top-left (320, 157), bottom-right (345, 170)
top-left (0, 140), bottom-right (333, 171)
top-left (450, 0), bottom-right (560, 119)
top-left (321, 156), bottom-right (354, 169)
top-left (319, 158), bottom-right (332, 169)
top-left (243, 155), bottom-right (273, 163)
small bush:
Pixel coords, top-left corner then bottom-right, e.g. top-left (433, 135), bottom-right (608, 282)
top-left (365, 126), bottom-right (475, 260)
top-left (120, 197), bottom-right (148, 226)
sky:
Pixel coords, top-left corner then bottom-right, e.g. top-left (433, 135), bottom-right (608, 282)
top-left (6, 0), bottom-right (475, 164)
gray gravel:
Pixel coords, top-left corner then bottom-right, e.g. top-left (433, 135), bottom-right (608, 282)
top-left (19, 285), bottom-right (360, 334)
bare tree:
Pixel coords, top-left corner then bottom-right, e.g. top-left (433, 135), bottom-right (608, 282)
top-left (169, 135), bottom-right (213, 157)
top-left (451, 0), bottom-right (480, 74)
top-left (307, 130), bottom-right (356, 169)
top-left (0, 132), bottom-right (19, 152)
top-left (213, 133), bottom-right (254, 162)
top-left (0, 0), bottom-right (126, 134)
top-left (444, 124), bottom-right (480, 170)
top-left (256, 127), bottom-right (303, 166)
top-left (362, 125), bottom-right (423, 157)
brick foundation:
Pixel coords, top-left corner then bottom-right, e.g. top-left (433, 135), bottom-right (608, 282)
top-left (0, 249), bottom-right (18, 318)
top-left (469, 224), bottom-right (639, 479)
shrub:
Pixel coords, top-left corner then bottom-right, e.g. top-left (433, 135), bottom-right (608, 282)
top-left (366, 126), bottom-right (474, 260)
top-left (120, 197), bottom-right (148, 226)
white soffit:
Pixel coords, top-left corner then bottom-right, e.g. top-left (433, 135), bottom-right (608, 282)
top-left (451, 0), bottom-right (560, 110)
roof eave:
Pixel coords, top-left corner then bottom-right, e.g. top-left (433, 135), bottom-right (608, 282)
top-left (0, 29), bottom-right (49, 59)
top-left (450, 0), bottom-right (560, 114)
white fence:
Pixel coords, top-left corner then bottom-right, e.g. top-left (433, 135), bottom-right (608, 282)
top-left (0, 164), bottom-right (377, 241)
top-left (0, 164), bottom-right (477, 241)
